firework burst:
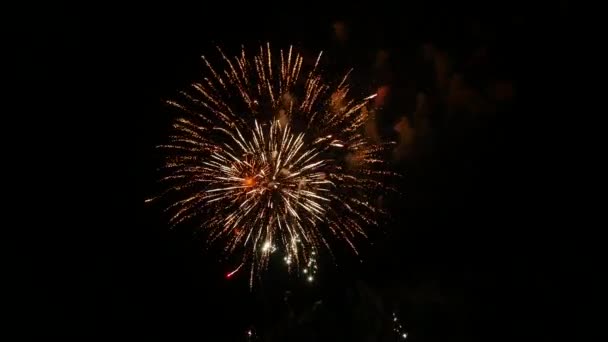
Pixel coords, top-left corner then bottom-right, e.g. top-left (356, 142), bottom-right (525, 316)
top-left (148, 44), bottom-right (395, 286)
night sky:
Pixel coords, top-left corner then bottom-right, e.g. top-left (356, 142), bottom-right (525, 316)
top-left (47, 2), bottom-right (571, 341)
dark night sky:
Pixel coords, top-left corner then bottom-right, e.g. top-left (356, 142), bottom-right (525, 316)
top-left (37, 2), bottom-right (572, 341)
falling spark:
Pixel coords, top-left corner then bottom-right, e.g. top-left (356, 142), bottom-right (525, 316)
top-left (149, 44), bottom-right (395, 286)
top-left (226, 262), bottom-right (244, 279)
top-left (392, 312), bottom-right (409, 339)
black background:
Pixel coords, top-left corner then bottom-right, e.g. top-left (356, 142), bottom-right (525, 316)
top-left (27, 2), bottom-right (572, 340)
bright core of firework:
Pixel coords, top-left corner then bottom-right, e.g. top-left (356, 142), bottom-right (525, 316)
top-left (149, 44), bottom-right (394, 286)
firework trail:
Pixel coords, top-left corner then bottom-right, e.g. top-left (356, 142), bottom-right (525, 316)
top-left (148, 44), bottom-right (395, 286)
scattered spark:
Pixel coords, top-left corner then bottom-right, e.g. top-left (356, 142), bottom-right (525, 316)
top-left (149, 44), bottom-right (395, 285)
top-left (284, 255), bottom-right (292, 265)
top-left (392, 312), bottom-right (409, 340)
top-left (261, 241), bottom-right (275, 252)
top-left (226, 262), bottom-right (244, 279)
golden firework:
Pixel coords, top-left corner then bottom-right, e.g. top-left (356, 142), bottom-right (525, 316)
top-left (149, 44), bottom-right (394, 286)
